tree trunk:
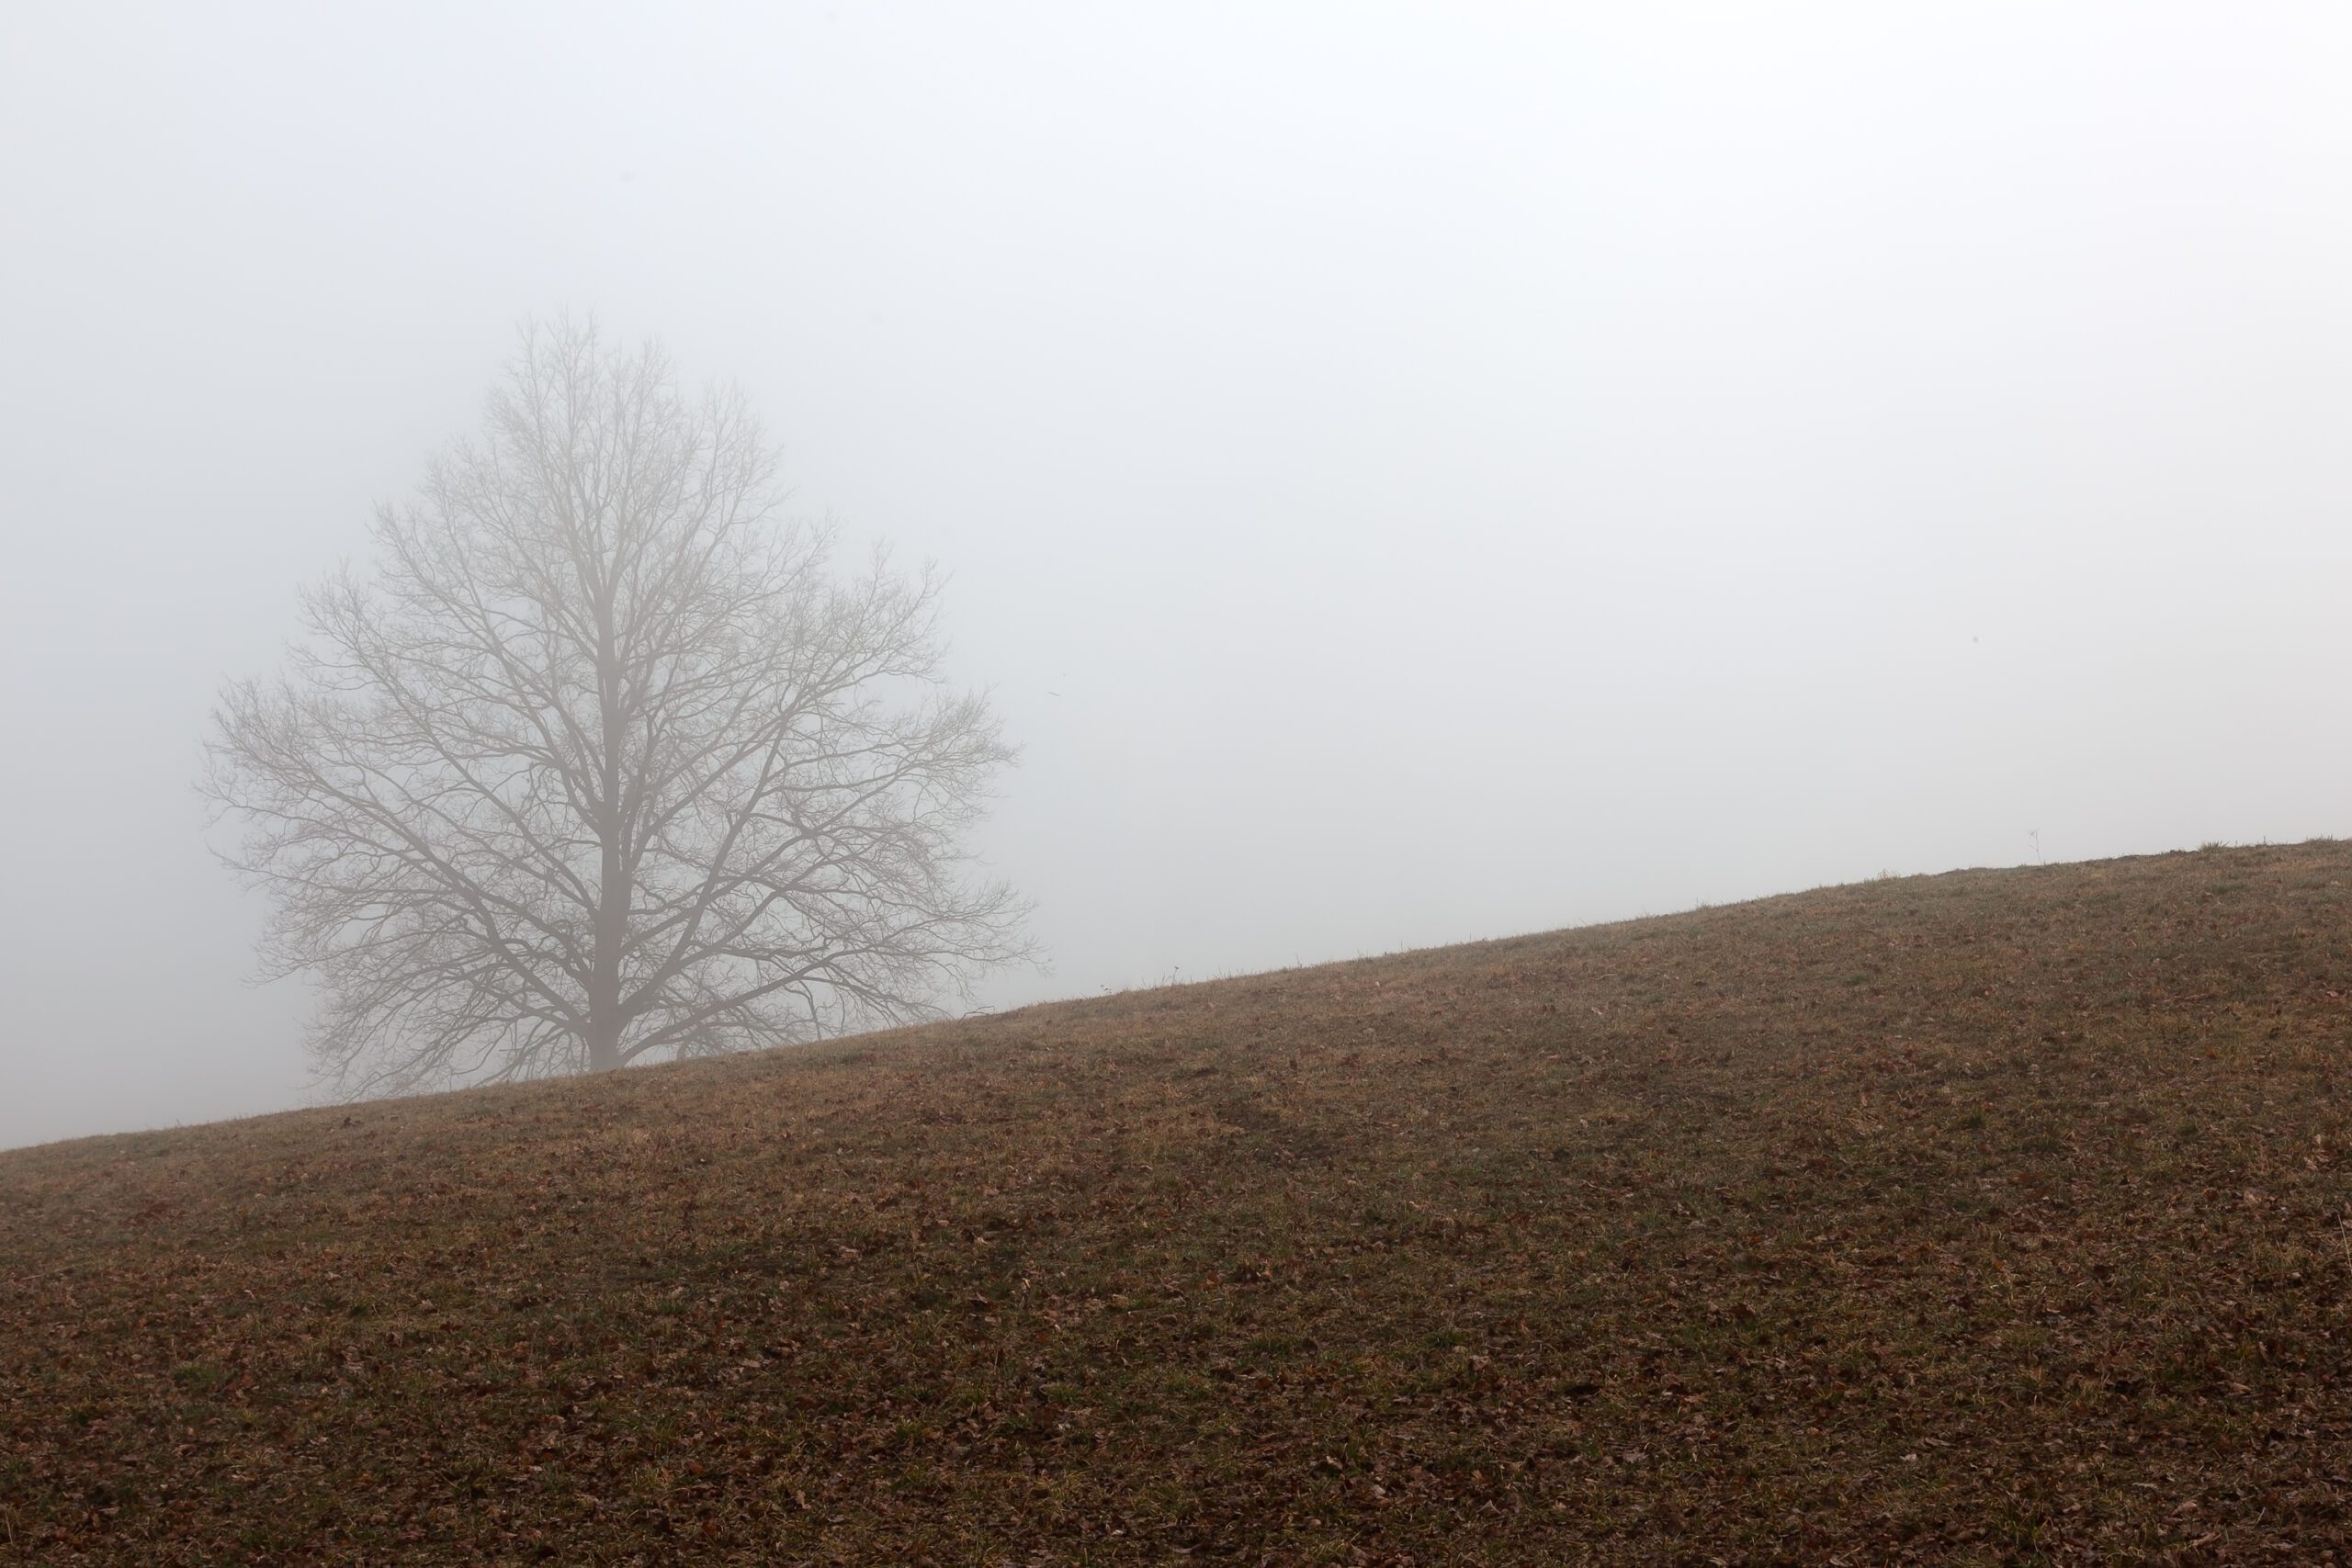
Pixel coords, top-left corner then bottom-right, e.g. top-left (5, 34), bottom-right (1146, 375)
top-left (587, 818), bottom-right (627, 1070)
top-left (585, 999), bottom-right (624, 1072)
top-left (587, 584), bottom-right (628, 1072)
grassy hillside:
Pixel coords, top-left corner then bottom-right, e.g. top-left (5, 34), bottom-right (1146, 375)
top-left (8, 844), bottom-right (2352, 1563)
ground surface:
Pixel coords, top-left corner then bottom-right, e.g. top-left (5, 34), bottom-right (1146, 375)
top-left (7, 844), bottom-right (2352, 1564)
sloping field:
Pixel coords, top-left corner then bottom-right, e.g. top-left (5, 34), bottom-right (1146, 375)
top-left (8, 844), bottom-right (2352, 1563)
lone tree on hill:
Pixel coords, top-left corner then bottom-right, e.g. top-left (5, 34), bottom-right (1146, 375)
top-left (205, 319), bottom-right (1031, 1095)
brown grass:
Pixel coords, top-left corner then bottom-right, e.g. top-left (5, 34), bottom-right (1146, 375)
top-left (7, 843), bottom-right (2352, 1563)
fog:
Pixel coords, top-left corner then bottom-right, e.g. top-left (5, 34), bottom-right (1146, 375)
top-left (4, 3), bottom-right (2348, 1150)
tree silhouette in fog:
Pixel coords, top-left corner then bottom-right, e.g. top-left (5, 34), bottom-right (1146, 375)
top-left (206, 319), bottom-right (1030, 1094)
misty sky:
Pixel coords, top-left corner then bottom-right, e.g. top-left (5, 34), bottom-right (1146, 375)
top-left (6, 3), bottom-right (2350, 1150)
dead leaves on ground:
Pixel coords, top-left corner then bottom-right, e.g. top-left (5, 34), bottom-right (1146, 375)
top-left (7, 844), bottom-right (2352, 1562)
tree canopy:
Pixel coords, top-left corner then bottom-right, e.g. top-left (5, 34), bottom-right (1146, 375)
top-left (206, 320), bottom-right (1030, 1094)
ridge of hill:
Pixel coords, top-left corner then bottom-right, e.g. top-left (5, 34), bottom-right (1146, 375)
top-left (7, 843), bottom-right (2352, 1562)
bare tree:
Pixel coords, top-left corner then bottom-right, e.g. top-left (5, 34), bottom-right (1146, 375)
top-left (205, 319), bottom-right (1031, 1096)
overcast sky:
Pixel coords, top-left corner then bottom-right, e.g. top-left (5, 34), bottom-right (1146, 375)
top-left (5, 2), bottom-right (2349, 1149)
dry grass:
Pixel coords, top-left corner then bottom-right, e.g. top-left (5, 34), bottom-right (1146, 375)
top-left (8, 843), bottom-right (2352, 1563)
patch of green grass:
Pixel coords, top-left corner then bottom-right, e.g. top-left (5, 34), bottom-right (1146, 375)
top-left (169, 1363), bottom-right (228, 1393)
